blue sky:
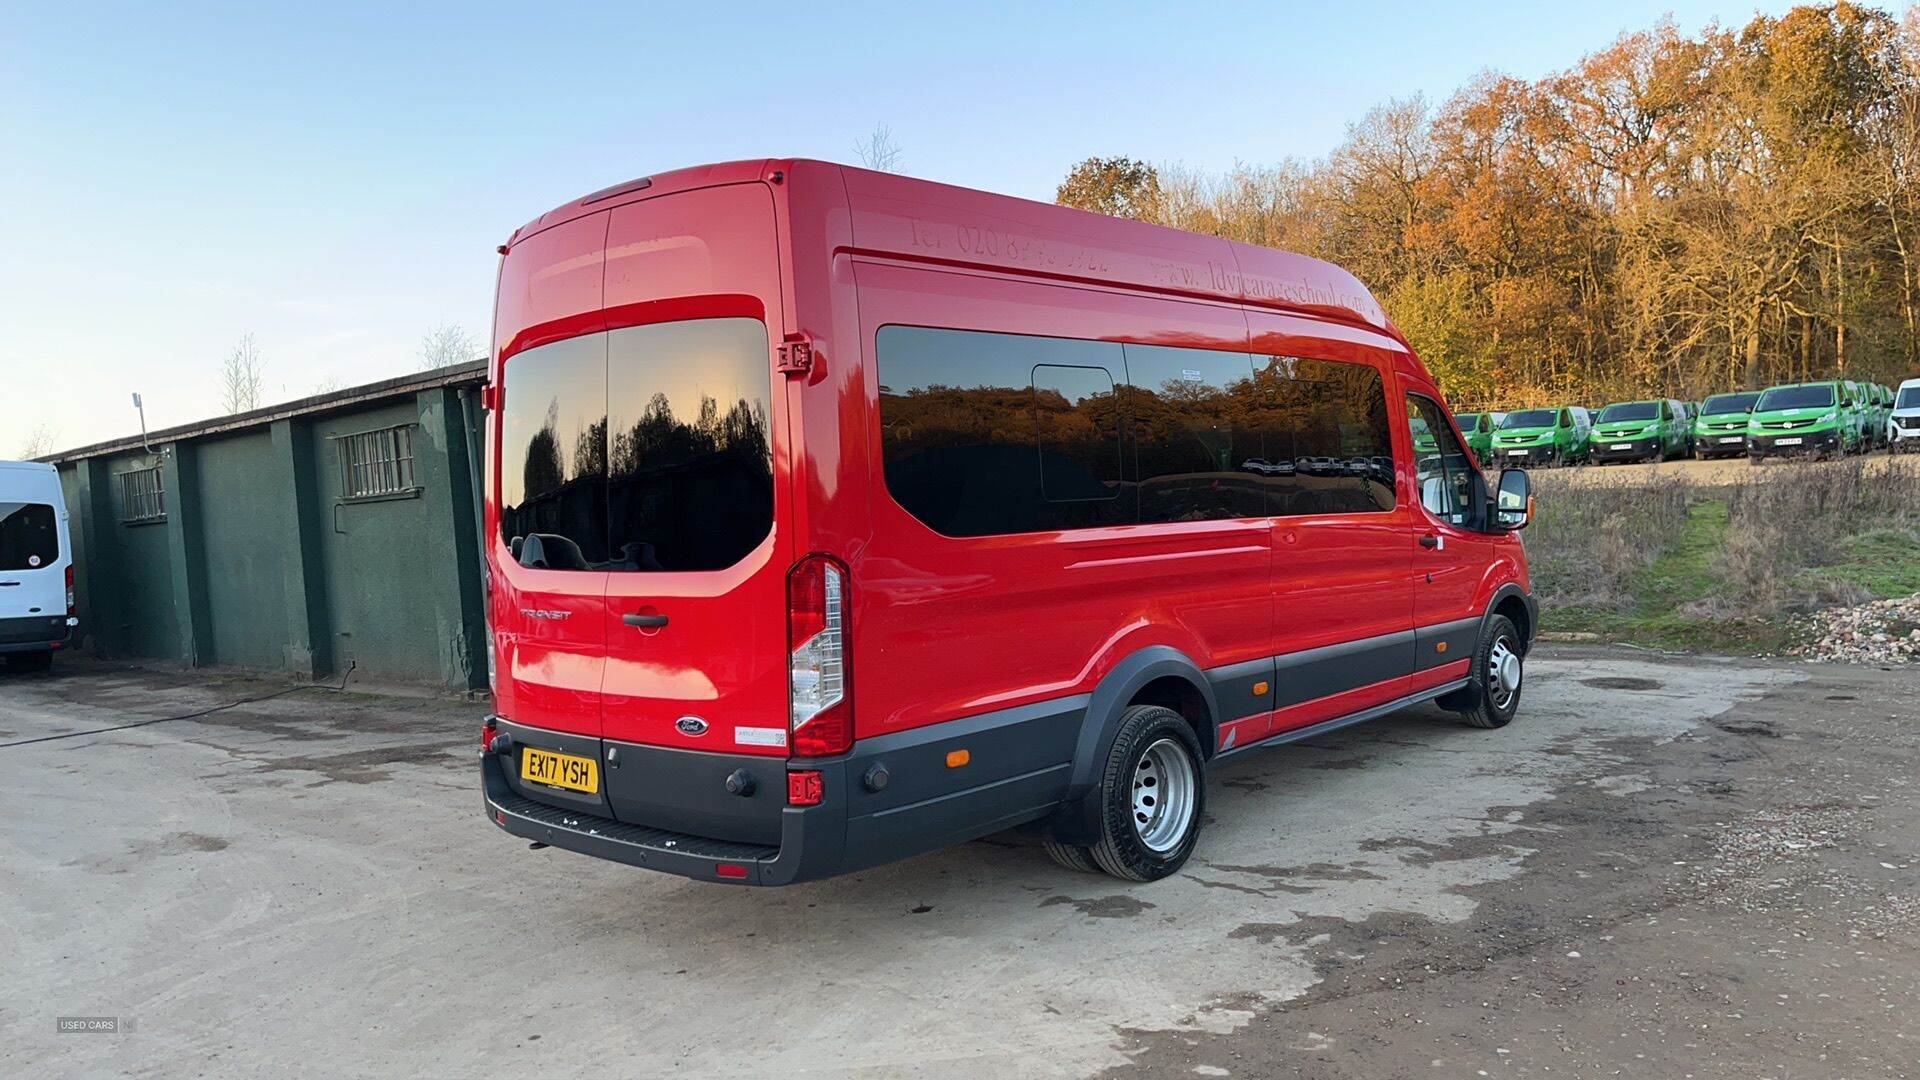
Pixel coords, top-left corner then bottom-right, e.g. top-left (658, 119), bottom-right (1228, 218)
top-left (2, 1), bottom-right (1810, 451)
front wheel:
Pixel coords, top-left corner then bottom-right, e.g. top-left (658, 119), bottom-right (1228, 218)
top-left (1086, 705), bottom-right (1206, 882)
top-left (1452, 615), bottom-right (1524, 729)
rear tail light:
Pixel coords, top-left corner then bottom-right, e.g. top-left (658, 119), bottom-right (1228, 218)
top-left (787, 770), bottom-right (824, 807)
top-left (788, 555), bottom-right (850, 757)
top-left (481, 718), bottom-right (498, 751)
top-left (65, 565), bottom-right (74, 615)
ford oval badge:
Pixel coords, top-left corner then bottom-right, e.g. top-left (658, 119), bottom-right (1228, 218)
top-left (675, 716), bottom-right (710, 737)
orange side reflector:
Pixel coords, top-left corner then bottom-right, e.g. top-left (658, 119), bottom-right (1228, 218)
top-left (1436, 641), bottom-right (1449, 654)
top-left (1252, 681), bottom-right (1269, 696)
top-left (946, 749), bottom-right (970, 769)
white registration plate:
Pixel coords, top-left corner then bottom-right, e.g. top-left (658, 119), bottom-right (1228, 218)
top-left (1610, 443), bottom-right (1631, 450)
top-left (1776, 437), bottom-right (1803, 446)
top-left (1719, 436), bottom-right (1744, 444)
top-left (1507, 449), bottom-right (1528, 456)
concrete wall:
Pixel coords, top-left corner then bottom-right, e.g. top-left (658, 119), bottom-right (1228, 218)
top-left (54, 380), bottom-right (488, 690)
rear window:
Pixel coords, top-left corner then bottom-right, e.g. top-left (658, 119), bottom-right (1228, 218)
top-left (1597, 402), bottom-right (1659, 422)
top-left (1499, 409), bottom-right (1557, 429)
top-left (498, 318), bottom-right (774, 572)
top-left (0, 502), bottom-right (58, 571)
top-left (1702, 393), bottom-right (1760, 415)
top-left (1756, 384), bottom-right (1835, 411)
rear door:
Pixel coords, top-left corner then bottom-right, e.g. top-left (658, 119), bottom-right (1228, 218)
top-left (598, 184), bottom-right (794, 757)
top-left (0, 491), bottom-right (66, 623)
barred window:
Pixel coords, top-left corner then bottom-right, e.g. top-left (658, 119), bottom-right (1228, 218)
top-left (341, 425), bottom-right (418, 499)
top-left (118, 466), bottom-right (166, 523)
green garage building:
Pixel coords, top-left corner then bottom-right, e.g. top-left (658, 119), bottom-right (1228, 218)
top-left (46, 362), bottom-right (490, 690)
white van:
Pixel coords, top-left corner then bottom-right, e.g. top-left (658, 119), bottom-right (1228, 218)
top-left (0, 460), bottom-right (76, 671)
top-left (1893, 378), bottom-right (1920, 452)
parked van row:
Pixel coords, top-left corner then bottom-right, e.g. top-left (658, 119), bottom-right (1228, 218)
top-left (481, 159), bottom-right (1539, 887)
top-left (1465, 376), bottom-right (1914, 466)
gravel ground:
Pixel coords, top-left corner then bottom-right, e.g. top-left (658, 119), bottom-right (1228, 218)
top-left (2, 648), bottom-right (1915, 1079)
top-left (1791, 593), bottom-right (1920, 664)
top-left (1535, 448), bottom-right (1919, 488)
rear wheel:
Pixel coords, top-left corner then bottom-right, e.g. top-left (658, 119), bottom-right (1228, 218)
top-left (1041, 837), bottom-right (1102, 874)
top-left (1451, 615), bottom-right (1523, 730)
top-left (1087, 705), bottom-right (1206, 882)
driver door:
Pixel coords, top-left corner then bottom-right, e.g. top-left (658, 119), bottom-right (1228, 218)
top-left (1403, 390), bottom-right (1493, 677)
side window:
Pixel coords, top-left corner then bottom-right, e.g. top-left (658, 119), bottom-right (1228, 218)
top-left (1249, 356), bottom-right (1395, 516)
top-left (1406, 395), bottom-right (1474, 525)
top-left (606, 318), bottom-right (775, 573)
top-left (877, 326), bottom-right (1129, 537)
top-left (1123, 343), bottom-right (1262, 523)
top-left (498, 334), bottom-right (608, 570)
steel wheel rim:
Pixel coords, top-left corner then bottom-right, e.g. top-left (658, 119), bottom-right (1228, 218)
top-left (1131, 738), bottom-right (1196, 853)
top-left (1487, 636), bottom-right (1521, 710)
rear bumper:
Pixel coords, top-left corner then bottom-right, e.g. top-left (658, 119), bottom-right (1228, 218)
top-left (483, 701), bottom-right (1080, 886)
top-left (0, 615), bottom-right (72, 654)
top-left (1749, 430), bottom-right (1839, 456)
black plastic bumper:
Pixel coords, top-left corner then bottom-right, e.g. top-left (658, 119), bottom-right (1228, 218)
top-left (1590, 437), bottom-right (1658, 462)
top-left (1749, 430), bottom-right (1839, 456)
top-left (1489, 444), bottom-right (1557, 466)
top-left (0, 615), bottom-right (72, 654)
top-left (1694, 431), bottom-right (1749, 455)
top-left (483, 702), bottom-right (1081, 886)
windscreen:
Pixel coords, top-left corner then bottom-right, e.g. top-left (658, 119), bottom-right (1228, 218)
top-left (1499, 409), bottom-right (1557, 429)
top-left (1756, 385), bottom-right (1835, 411)
top-left (0, 502), bottom-right (58, 571)
top-left (1702, 393), bottom-right (1760, 415)
top-left (1597, 402), bottom-right (1658, 423)
top-left (1899, 386), bottom-right (1920, 409)
top-left (1456, 413), bottom-right (1480, 430)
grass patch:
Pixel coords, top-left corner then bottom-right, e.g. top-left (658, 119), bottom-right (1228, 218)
top-left (1529, 460), bottom-right (1920, 654)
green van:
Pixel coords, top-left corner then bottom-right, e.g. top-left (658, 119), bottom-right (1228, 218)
top-left (1590, 399), bottom-right (1689, 463)
top-left (1747, 381), bottom-right (1860, 460)
top-left (1691, 391), bottom-right (1761, 458)
top-left (1454, 411), bottom-right (1501, 463)
top-left (1489, 406), bottom-right (1591, 466)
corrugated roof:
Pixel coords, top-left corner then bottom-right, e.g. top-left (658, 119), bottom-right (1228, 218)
top-left (45, 360), bottom-right (487, 464)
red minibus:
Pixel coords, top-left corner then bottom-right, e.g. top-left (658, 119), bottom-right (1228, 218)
top-left (481, 159), bottom-right (1537, 885)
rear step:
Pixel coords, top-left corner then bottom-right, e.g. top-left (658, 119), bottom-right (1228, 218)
top-left (490, 787), bottom-right (779, 863)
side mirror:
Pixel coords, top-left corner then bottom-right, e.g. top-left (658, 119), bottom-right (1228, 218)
top-left (1495, 468), bottom-right (1532, 531)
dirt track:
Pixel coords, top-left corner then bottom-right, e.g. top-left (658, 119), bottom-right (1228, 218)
top-left (1532, 448), bottom-right (1919, 487)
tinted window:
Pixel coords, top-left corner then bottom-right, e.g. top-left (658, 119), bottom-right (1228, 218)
top-left (605, 318), bottom-right (774, 573)
top-left (0, 502), bottom-right (58, 571)
top-left (1246, 356), bottom-right (1395, 515)
top-left (1756, 384), bottom-right (1835, 411)
top-left (1702, 393), bottom-right (1760, 415)
top-left (1457, 413), bottom-right (1481, 431)
top-left (1125, 344), bottom-right (1265, 523)
top-left (1597, 402), bottom-right (1659, 422)
top-left (1899, 386), bottom-right (1920, 408)
top-left (1500, 409), bottom-right (1557, 429)
top-left (878, 326), bottom-right (1128, 537)
top-left (499, 334), bottom-right (608, 570)
top-left (1406, 395), bottom-right (1475, 525)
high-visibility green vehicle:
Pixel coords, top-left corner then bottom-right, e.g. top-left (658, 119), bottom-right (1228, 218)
top-left (1747, 380), bottom-right (1861, 460)
top-left (1453, 411), bottom-right (1502, 463)
top-left (1691, 391), bottom-right (1761, 458)
top-left (1488, 406), bottom-right (1592, 466)
top-left (1589, 399), bottom-right (1690, 463)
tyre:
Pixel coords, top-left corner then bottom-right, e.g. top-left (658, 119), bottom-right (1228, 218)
top-left (1451, 614), bottom-right (1524, 730)
top-left (1041, 837), bottom-right (1102, 874)
top-left (1086, 705), bottom-right (1206, 882)
top-left (3, 650), bottom-right (53, 673)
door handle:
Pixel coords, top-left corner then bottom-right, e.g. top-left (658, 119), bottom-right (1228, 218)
top-left (622, 613), bottom-right (668, 629)
top-left (1419, 534), bottom-right (1443, 550)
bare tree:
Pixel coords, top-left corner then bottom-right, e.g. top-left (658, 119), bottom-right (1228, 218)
top-left (419, 324), bottom-right (483, 371)
top-left (219, 334), bottom-right (266, 415)
top-left (16, 423), bottom-right (58, 460)
top-left (854, 124), bottom-right (903, 172)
